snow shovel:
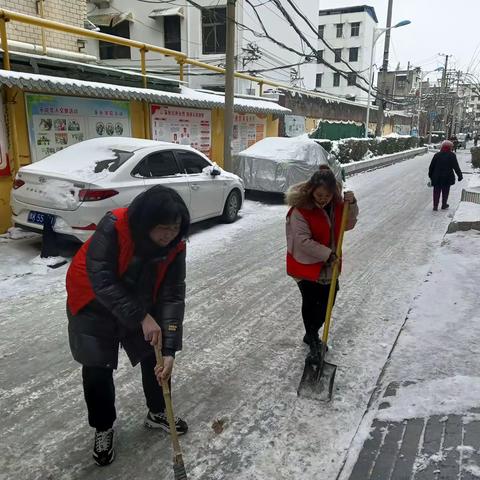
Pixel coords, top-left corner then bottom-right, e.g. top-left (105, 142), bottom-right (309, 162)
top-left (297, 201), bottom-right (350, 401)
top-left (154, 343), bottom-right (188, 480)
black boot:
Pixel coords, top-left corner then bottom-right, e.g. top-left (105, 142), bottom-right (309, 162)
top-left (303, 333), bottom-right (328, 352)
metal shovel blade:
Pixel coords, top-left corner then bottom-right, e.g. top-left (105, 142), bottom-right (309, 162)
top-left (297, 358), bottom-right (337, 401)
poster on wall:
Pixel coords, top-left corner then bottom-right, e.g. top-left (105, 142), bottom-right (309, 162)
top-left (151, 105), bottom-right (212, 156)
top-left (284, 115), bottom-right (306, 137)
top-left (25, 94), bottom-right (132, 162)
top-left (232, 113), bottom-right (266, 155)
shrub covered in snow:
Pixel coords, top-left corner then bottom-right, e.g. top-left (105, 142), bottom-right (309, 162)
top-left (309, 135), bottom-right (422, 164)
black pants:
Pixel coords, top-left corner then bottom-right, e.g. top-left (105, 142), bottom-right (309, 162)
top-left (297, 280), bottom-right (339, 338)
top-left (82, 352), bottom-right (166, 431)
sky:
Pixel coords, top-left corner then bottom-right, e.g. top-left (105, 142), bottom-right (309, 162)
top-left (317, 0), bottom-right (480, 80)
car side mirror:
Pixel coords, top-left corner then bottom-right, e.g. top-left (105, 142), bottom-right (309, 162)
top-left (211, 168), bottom-right (221, 177)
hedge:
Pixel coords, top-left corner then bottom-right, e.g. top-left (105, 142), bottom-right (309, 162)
top-left (311, 136), bottom-right (424, 164)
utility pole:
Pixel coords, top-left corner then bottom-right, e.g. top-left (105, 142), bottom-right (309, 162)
top-left (375, 0), bottom-right (393, 136)
top-left (223, 0), bottom-right (236, 172)
top-left (440, 54), bottom-right (449, 137)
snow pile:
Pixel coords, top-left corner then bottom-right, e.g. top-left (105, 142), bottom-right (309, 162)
top-left (0, 227), bottom-right (39, 241)
top-left (452, 201), bottom-right (480, 223)
top-left (377, 376), bottom-right (480, 422)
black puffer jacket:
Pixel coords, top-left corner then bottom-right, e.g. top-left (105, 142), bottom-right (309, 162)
top-left (428, 151), bottom-right (462, 187)
top-left (67, 190), bottom-right (187, 369)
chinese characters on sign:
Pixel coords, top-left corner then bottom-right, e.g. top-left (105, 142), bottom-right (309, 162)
top-left (26, 94), bottom-right (132, 162)
top-left (232, 113), bottom-right (266, 154)
top-left (151, 105), bottom-right (212, 156)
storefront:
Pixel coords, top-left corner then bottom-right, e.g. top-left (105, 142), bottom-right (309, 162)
top-left (0, 69), bottom-right (289, 233)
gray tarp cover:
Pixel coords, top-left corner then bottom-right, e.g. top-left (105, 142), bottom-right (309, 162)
top-left (234, 136), bottom-right (343, 193)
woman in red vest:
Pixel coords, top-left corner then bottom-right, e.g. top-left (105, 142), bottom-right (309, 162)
top-left (66, 185), bottom-right (189, 467)
top-left (286, 167), bottom-right (358, 362)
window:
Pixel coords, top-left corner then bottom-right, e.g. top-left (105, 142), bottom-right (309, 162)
top-left (164, 15), bottom-right (181, 51)
top-left (316, 50), bottom-right (323, 63)
top-left (334, 48), bottom-right (342, 63)
top-left (336, 23), bottom-right (343, 38)
top-left (315, 73), bottom-right (323, 88)
top-left (99, 22), bottom-right (131, 59)
top-left (176, 150), bottom-right (210, 174)
top-left (349, 47), bottom-right (359, 62)
top-left (347, 73), bottom-right (357, 86)
top-left (133, 151), bottom-right (180, 178)
top-left (202, 7), bottom-right (226, 54)
top-left (351, 22), bottom-right (360, 37)
top-left (318, 25), bottom-right (325, 39)
top-left (333, 72), bottom-right (340, 87)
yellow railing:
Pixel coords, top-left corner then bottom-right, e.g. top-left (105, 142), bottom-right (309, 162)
top-left (0, 7), bottom-right (349, 100)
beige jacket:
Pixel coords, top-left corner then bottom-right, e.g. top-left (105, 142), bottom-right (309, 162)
top-left (286, 201), bottom-right (359, 282)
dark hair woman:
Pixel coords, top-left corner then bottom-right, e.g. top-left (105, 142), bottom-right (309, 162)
top-left (66, 185), bottom-right (190, 467)
top-left (429, 140), bottom-right (463, 211)
top-left (285, 167), bottom-right (358, 362)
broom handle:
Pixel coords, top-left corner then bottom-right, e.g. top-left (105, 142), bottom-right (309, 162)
top-left (321, 201), bottom-right (350, 345)
top-left (154, 343), bottom-right (184, 464)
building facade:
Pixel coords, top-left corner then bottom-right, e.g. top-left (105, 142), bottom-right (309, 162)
top-left (0, 0), bottom-right (86, 52)
top-left (306, 5), bottom-right (378, 103)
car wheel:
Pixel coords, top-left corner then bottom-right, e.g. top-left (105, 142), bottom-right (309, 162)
top-left (221, 190), bottom-right (241, 223)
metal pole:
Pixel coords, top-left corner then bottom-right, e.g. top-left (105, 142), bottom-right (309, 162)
top-left (140, 47), bottom-right (147, 88)
top-left (375, 0), bottom-right (393, 137)
top-left (364, 28), bottom-right (377, 138)
top-left (223, 0), bottom-right (236, 172)
top-left (442, 55), bottom-right (449, 137)
top-left (0, 17), bottom-right (11, 70)
top-left (416, 77), bottom-right (422, 136)
top-left (39, 0), bottom-right (47, 55)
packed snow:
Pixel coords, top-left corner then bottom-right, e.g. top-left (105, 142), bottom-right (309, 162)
top-left (0, 150), bottom-right (476, 480)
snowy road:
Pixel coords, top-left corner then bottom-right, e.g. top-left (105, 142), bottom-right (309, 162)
top-left (0, 151), bottom-right (471, 480)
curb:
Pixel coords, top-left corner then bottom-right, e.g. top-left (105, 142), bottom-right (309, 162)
top-left (344, 147), bottom-right (428, 176)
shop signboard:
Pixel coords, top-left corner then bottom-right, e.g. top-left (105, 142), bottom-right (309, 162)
top-left (25, 94), bottom-right (132, 162)
top-left (151, 105), bottom-right (212, 156)
top-left (232, 113), bottom-right (266, 154)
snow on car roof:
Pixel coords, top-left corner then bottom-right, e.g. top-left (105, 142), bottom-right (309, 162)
top-left (238, 135), bottom-right (327, 164)
top-left (20, 137), bottom-right (173, 182)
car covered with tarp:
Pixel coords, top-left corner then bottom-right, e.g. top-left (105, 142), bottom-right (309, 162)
top-left (234, 135), bottom-right (343, 193)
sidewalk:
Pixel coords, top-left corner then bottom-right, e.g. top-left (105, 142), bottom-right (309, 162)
top-left (338, 176), bottom-right (480, 479)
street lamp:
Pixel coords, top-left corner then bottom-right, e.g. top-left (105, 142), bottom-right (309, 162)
top-left (364, 20), bottom-right (411, 138)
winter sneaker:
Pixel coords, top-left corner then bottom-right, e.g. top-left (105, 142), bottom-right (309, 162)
top-left (441, 204), bottom-right (449, 210)
top-left (92, 428), bottom-right (115, 467)
top-left (144, 411), bottom-right (188, 435)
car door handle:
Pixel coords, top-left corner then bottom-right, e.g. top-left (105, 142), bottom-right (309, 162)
top-left (191, 184), bottom-right (200, 190)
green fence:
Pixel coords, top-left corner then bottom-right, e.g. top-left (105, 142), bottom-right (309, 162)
top-left (310, 121), bottom-right (365, 141)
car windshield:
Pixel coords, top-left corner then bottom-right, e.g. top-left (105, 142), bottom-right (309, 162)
top-left (94, 149), bottom-right (134, 173)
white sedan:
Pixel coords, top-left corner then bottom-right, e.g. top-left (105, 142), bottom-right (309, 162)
top-left (11, 137), bottom-right (245, 242)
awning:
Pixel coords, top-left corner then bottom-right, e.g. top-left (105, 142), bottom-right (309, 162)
top-left (88, 11), bottom-right (133, 28)
top-left (149, 7), bottom-right (185, 19)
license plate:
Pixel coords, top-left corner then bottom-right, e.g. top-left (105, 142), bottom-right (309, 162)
top-left (27, 211), bottom-right (56, 227)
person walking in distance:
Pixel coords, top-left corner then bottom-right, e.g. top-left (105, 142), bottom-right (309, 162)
top-left (428, 140), bottom-right (463, 211)
top-left (285, 167), bottom-right (358, 362)
top-left (66, 185), bottom-right (190, 466)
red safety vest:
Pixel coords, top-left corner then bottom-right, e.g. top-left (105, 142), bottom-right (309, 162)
top-left (66, 208), bottom-right (185, 315)
top-left (286, 202), bottom-right (344, 281)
